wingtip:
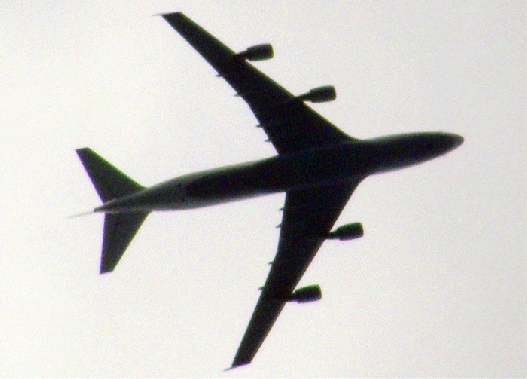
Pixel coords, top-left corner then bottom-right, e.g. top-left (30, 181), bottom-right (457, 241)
top-left (225, 361), bottom-right (249, 371)
top-left (155, 11), bottom-right (184, 19)
top-left (99, 267), bottom-right (113, 275)
top-left (100, 260), bottom-right (115, 275)
top-left (75, 147), bottom-right (90, 156)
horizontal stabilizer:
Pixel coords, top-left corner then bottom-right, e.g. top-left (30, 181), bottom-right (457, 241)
top-left (76, 148), bottom-right (149, 273)
top-left (76, 148), bottom-right (144, 202)
top-left (101, 211), bottom-right (149, 273)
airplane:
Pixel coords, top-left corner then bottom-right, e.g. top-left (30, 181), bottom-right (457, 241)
top-left (75, 12), bottom-right (463, 369)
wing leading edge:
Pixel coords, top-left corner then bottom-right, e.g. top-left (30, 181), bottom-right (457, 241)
top-left (161, 12), bottom-right (354, 154)
top-left (230, 180), bottom-right (361, 368)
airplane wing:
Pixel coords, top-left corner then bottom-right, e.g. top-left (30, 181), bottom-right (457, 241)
top-left (230, 179), bottom-right (361, 368)
top-left (161, 12), bottom-right (354, 154)
top-left (161, 12), bottom-right (361, 368)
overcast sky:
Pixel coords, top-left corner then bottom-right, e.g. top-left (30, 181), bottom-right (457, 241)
top-left (1, 1), bottom-right (525, 377)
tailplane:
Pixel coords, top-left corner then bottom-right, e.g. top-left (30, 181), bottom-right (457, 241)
top-left (99, 212), bottom-right (148, 273)
top-left (76, 148), bottom-right (149, 273)
top-left (76, 148), bottom-right (144, 202)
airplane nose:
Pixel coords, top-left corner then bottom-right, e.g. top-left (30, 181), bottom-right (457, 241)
top-left (449, 133), bottom-right (464, 149)
top-left (434, 133), bottom-right (463, 156)
top-left (366, 131), bottom-right (463, 173)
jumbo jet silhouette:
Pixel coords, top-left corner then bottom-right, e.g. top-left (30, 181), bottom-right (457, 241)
top-left (76, 13), bottom-right (463, 369)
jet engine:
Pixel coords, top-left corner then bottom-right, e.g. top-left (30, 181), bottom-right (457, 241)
top-left (288, 284), bottom-right (322, 303)
top-left (297, 85), bottom-right (336, 103)
top-left (236, 44), bottom-right (274, 61)
top-left (327, 223), bottom-right (363, 240)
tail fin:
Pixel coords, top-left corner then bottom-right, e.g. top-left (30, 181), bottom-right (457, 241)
top-left (76, 148), bottom-right (149, 273)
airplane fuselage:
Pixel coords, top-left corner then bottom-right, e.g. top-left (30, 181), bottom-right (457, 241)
top-left (75, 12), bottom-right (465, 368)
top-left (96, 132), bottom-right (462, 214)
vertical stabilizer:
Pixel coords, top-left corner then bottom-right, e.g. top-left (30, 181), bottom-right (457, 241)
top-left (76, 148), bottom-right (149, 273)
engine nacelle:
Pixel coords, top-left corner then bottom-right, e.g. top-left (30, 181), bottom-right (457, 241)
top-left (327, 223), bottom-right (363, 241)
top-left (236, 44), bottom-right (274, 61)
top-left (297, 85), bottom-right (336, 103)
top-left (288, 285), bottom-right (322, 303)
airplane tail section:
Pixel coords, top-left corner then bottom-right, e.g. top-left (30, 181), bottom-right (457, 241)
top-left (99, 211), bottom-right (148, 273)
top-left (76, 148), bottom-right (144, 202)
top-left (76, 148), bottom-right (149, 273)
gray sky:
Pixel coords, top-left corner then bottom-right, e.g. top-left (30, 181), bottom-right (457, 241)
top-left (1, 0), bottom-right (525, 377)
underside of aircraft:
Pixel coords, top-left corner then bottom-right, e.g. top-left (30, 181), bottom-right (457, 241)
top-left (76, 12), bottom-right (462, 369)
